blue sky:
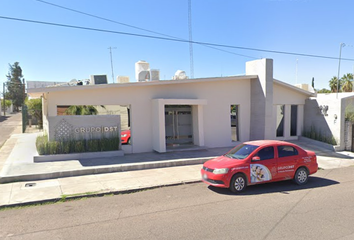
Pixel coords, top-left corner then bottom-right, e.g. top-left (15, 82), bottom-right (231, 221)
top-left (0, 0), bottom-right (354, 91)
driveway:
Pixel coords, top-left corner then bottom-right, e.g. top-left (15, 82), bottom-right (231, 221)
top-left (0, 113), bottom-right (22, 149)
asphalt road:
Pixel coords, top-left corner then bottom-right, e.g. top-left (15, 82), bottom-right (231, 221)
top-left (1, 167), bottom-right (354, 240)
top-left (0, 113), bottom-right (22, 148)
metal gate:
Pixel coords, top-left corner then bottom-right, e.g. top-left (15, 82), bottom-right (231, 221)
top-left (165, 105), bottom-right (193, 146)
top-left (22, 104), bottom-right (28, 133)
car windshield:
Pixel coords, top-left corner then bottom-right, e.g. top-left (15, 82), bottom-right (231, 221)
top-left (224, 144), bottom-right (259, 160)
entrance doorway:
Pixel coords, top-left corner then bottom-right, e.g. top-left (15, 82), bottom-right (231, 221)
top-left (165, 105), bottom-right (193, 146)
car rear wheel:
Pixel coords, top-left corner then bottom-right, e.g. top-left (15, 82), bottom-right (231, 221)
top-left (294, 167), bottom-right (308, 185)
top-left (230, 174), bottom-right (247, 193)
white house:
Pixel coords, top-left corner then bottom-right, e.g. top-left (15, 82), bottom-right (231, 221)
top-left (28, 58), bottom-right (315, 154)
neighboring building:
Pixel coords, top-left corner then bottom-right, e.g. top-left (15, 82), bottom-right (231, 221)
top-left (27, 81), bottom-right (67, 89)
top-left (28, 59), bottom-right (315, 154)
top-left (304, 92), bottom-right (354, 151)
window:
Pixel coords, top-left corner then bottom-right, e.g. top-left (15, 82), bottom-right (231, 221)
top-left (256, 147), bottom-right (274, 160)
top-left (276, 105), bottom-right (285, 137)
top-left (277, 145), bottom-right (298, 158)
top-left (290, 105), bottom-right (298, 136)
top-left (226, 144), bottom-right (258, 160)
top-left (230, 105), bottom-right (239, 141)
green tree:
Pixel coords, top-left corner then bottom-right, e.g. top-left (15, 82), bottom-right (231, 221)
top-left (25, 98), bottom-right (43, 128)
top-left (317, 88), bottom-right (331, 93)
top-left (6, 62), bottom-right (26, 111)
top-left (341, 73), bottom-right (353, 92)
top-left (64, 105), bottom-right (98, 115)
top-left (1, 99), bottom-right (12, 112)
top-left (329, 76), bottom-right (341, 93)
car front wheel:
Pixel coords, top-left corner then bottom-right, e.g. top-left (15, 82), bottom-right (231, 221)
top-left (294, 167), bottom-right (308, 185)
top-left (230, 174), bottom-right (247, 193)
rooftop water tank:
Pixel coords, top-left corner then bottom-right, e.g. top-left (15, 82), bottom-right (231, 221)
top-left (135, 60), bottom-right (150, 81)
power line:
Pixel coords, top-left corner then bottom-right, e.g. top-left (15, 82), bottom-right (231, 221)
top-left (34, 0), bottom-right (256, 59)
top-left (188, 0), bottom-right (194, 78)
top-left (1, 15), bottom-right (354, 62)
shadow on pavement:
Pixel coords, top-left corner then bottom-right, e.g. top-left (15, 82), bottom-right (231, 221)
top-left (207, 176), bottom-right (339, 196)
top-left (0, 116), bottom-right (10, 123)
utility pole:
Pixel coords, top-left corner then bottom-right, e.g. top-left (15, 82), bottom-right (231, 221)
top-left (3, 82), bottom-right (6, 117)
top-left (188, 0), bottom-right (194, 79)
top-left (108, 47), bottom-right (117, 84)
top-left (337, 43), bottom-right (345, 99)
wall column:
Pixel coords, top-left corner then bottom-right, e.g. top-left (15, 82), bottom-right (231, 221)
top-left (152, 99), bottom-right (166, 153)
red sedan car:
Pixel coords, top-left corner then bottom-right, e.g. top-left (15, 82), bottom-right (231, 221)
top-left (201, 140), bottom-right (318, 193)
top-left (121, 130), bottom-right (131, 144)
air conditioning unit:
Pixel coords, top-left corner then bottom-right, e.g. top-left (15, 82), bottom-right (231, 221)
top-left (135, 60), bottom-right (150, 81)
top-left (138, 71), bottom-right (150, 82)
top-left (150, 69), bottom-right (160, 81)
top-left (89, 75), bottom-right (108, 85)
top-left (117, 76), bottom-right (130, 83)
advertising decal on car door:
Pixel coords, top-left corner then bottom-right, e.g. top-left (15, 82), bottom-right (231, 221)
top-left (250, 164), bottom-right (272, 183)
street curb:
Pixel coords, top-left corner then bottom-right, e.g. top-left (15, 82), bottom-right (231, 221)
top-left (0, 157), bottom-right (214, 184)
top-left (33, 150), bottom-right (125, 162)
top-left (0, 179), bottom-right (202, 209)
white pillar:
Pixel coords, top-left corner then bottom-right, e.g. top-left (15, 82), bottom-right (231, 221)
top-left (152, 99), bottom-right (166, 153)
top-left (284, 104), bottom-right (291, 139)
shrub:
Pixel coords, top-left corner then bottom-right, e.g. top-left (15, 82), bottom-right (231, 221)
top-left (302, 125), bottom-right (337, 145)
top-left (36, 134), bottom-right (120, 155)
top-left (25, 98), bottom-right (43, 129)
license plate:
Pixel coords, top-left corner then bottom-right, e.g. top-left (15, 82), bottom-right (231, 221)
top-left (203, 173), bottom-right (208, 179)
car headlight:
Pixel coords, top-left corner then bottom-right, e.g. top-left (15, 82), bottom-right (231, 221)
top-left (121, 134), bottom-right (127, 137)
top-left (213, 168), bottom-right (229, 174)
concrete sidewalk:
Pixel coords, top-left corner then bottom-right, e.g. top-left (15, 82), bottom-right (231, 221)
top-left (1, 129), bottom-right (354, 207)
top-left (0, 132), bottom-right (228, 184)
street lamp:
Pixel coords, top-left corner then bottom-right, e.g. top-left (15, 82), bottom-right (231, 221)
top-left (337, 42), bottom-right (345, 99)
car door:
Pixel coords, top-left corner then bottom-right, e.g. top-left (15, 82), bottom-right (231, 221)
top-left (249, 146), bottom-right (278, 184)
top-left (276, 145), bottom-right (299, 180)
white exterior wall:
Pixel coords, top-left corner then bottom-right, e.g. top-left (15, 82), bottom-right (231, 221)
top-left (42, 95), bottom-right (49, 135)
top-left (304, 94), bottom-right (342, 148)
top-left (246, 59), bottom-right (274, 140)
top-left (44, 78), bottom-right (251, 153)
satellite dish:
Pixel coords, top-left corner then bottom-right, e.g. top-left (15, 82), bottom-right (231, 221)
top-left (69, 79), bottom-right (77, 86)
top-left (173, 70), bottom-right (187, 80)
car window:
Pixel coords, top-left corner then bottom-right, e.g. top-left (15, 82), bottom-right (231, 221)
top-left (277, 145), bottom-right (298, 158)
top-left (255, 146), bottom-right (274, 160)
top-left (226, 144), bottom-right (259, 159)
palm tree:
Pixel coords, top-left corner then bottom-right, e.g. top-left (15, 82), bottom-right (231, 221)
top-left (329, 76), bottom-right (341, 93)
top-left (341, 73), bottom-right (353, 92)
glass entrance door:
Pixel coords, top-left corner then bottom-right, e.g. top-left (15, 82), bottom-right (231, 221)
top-left (165, 105), bottom-right (193, 146)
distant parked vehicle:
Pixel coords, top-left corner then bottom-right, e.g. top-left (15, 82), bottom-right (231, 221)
top-left (121, 130), bottom-right (131, 144)
top-left (201, 140), bottom-right (318, 193)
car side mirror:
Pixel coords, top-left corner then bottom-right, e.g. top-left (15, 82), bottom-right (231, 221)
top-left (252, 156), bottom-right (260, 162)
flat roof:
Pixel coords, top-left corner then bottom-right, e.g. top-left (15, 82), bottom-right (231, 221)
top-left (27, 75), bottom-right (315, 98)
top-left (27, 75), bottom-right (258, 98)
